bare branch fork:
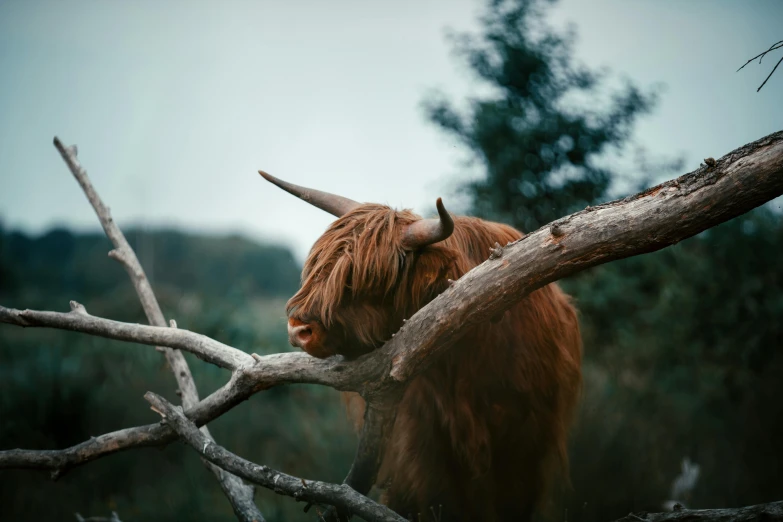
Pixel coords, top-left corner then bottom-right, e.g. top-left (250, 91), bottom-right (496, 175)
top-left (1, 130), bottom-right (783, 521)
top-left (737, 39), bottom-right (783, 91)
top-left (146, 392), bottom-right (406, 522)
top-left (50, 139), bottom-right (264, 521)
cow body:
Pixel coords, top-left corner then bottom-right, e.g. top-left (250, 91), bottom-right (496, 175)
top-left (259, 170), bottom-right (582, 522)
top-left (342, 214), bottom-right (582, 521)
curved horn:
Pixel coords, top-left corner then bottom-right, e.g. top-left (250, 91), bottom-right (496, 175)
top-left (402, 197), bottom-right (455, 250)
top-left (258, 170), bottom-right (361, 218)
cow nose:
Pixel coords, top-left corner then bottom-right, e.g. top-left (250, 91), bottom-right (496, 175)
top-left (287, 317), bottom-right (334, 358)
top-left (288, 321), bottom-right (312, 348)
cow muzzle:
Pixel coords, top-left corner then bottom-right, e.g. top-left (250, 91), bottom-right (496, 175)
top-left (287, 317), bottom-right (334, 358)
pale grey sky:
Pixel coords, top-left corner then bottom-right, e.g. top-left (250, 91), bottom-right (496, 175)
top-left (1, 0), bottom-right (781, 262)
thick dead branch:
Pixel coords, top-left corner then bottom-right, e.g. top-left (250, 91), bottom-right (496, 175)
top-left (145, 392), bottom-right (406, 522)
top-left (53, 138), bottom-right (263, 521)
top-left (383, 130), bottom-right (783, 382)
top-left (612, 501), bottom-right (783, 522)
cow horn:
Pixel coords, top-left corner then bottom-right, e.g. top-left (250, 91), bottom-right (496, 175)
top-left (258, 170), bottom-right (361, 217)
top-left (402, 198), bottom-right (455, 250)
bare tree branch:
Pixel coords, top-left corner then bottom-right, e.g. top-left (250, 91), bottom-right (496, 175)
top-left (53, 137), bottom-right (199, 399)
top-left (0, 303), bottom-right (386, 390)
top-left (383, 130), bottom-right (783, 382)
top-left (145, 392), bottom-right (406, 522)
top-left (612, 501), bottom-right (783, 522)
top-left (737, 39), bottom-right (783, 91)
top-left (0, 302), bottom-right (251, 371)
top-left (52, 138), bottom-right (263, 521)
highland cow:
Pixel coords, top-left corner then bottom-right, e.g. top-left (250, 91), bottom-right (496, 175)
top-left (260, 171), bottom-right (582, 522)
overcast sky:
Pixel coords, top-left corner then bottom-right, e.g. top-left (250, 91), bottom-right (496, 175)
top-left (1, 0), bottom-right (781, 262)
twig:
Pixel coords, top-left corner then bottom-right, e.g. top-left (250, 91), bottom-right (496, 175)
top-left (757, 55), bottom-right (783, 91)
top-left (737, 40), bottom-right (783, 91)
top-left (145, 392), bottom-right (406, 522)
top-left (52, 138), bottom-right (263, 521)
top-left (736, 40), bottom-right (783, 71)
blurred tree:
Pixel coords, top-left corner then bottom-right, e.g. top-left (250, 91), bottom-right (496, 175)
top-left (424, 0), bottom-right (660, 232)
top-left (425, 0), bottom-right (783, 519)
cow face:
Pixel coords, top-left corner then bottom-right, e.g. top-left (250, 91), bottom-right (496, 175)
top-left (259, 171), bottom-right (454, 359)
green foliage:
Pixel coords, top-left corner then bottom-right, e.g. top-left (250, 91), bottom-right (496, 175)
top-left (0, 227), bottom-right (357, 521)
top-left (2, 226), bottom-right (301, 307)
top-left (560, 208), bottom-right (783, 518)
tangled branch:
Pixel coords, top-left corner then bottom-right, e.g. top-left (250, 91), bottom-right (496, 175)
top-left (145, 392), bottom-right (406, 522)
top-left (53, 138), bottom-right (263, 520)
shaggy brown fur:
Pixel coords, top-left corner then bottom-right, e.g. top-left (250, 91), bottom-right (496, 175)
top-left (286, 204), bottom-right (582, 522)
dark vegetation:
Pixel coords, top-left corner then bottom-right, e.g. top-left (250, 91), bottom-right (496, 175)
top-left (0, 227), bottom-right (358, 520)
top-left (1, 0), bottom-right (781, 520)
